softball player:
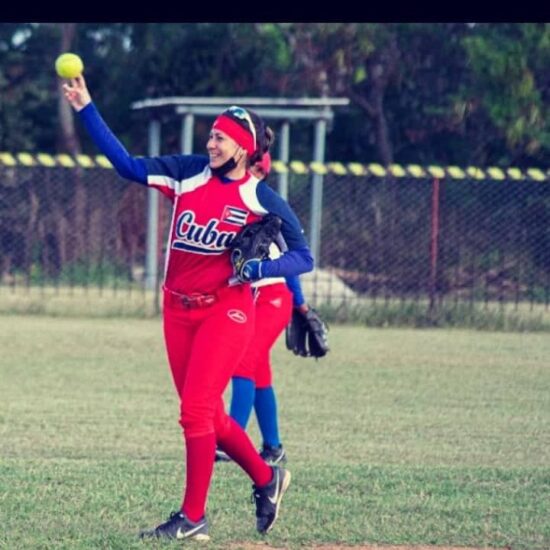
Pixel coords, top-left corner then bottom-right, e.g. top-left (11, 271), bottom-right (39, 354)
top-left (217, 154), bottom-right (309, 465)
top-left (63, 76), bottom-right (313, 542)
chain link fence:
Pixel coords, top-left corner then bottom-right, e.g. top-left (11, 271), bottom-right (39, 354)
top-left (1, 158), bottom-right (549, 320)
top-left (287, 170), bottom-right (550, 313)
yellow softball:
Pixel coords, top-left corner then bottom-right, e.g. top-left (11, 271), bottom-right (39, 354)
top-left (55, 53), bottom-right (84, 79)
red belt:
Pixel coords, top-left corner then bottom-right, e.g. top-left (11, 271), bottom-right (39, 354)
top-left (163, 286), bottom-right (218, 309)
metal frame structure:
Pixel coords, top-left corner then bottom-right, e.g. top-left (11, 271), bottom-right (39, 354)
top-left (131, 97), bottom-right (349, 290)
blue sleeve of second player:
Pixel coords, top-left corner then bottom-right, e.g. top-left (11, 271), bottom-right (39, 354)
top-left (285, 275), bottom-right (306, 307)
top-left (261, 248), bottom-right (313, 279)
top-left (256, 182), bottom-right (309, 250)
top-left (256, 182), bottom-right (314, 278)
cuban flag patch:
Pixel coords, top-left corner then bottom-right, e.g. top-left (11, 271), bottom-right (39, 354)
top-left (222, 205), bottom-right (248, 226)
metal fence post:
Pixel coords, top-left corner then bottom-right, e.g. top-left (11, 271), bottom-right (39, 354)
top-left (144, 119), bottom-right (160, 295)
top-left (429, 177), bottom-right (441, 314)
top-left (181, 112), bottom-right (194, 154)
top-left (309, 114), bottom-right (328, 265)
top-left (278, 121), bottom-right (290, 200)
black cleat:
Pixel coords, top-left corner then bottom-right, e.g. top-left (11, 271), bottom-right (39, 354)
top-left (259, 443), bottom-right (287, 465)
top-left (251, 466), bottom-right (291, 534)
top-left (139, 511), bottom-right (210, 541)
top-left (214, 447), bottom-right (232, 463)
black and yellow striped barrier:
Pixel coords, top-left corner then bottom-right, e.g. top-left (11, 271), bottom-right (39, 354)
top-left (0, 152), bottom-right (113, 169)
top-left (0, 152), bottom-right (547, 181)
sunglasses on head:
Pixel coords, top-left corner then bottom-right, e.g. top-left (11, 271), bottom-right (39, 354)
top-left (226, 106), bottom-right (257, 147)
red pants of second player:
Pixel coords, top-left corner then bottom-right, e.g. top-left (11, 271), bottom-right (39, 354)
top-left (233, 282), bottom-right (293, 388)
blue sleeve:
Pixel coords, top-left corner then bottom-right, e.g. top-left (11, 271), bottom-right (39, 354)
top-left (256, 182), bottom-right (314, 278)
top-left (79, 102), bottom-right (148, 184)
top-left (79, 102), bottom-right (210, 185)
top-left (141, 154), bottom-right (209, 182)
top-left (285, 275), bottom-right (306, 307)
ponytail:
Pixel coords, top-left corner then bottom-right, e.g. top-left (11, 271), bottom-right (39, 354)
top-left (248, 109), bottom-right (275, 166)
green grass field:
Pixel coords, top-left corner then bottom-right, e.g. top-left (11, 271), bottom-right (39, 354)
top-left (1, 315), bottom-right (549, 549)
top-left (2, 285), bottom-right (550, 332)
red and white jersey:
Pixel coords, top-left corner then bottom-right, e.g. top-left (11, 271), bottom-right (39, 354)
top-left (149, 165), bottom-right (264, 294)
top-left (78, 105), bottom-right (312, 293)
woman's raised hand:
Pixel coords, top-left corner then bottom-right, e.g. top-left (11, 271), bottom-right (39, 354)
top-left (62, 75), bottom-right (92, 112)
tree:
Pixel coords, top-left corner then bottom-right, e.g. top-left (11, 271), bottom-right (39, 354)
top-left (0, 23), bottom-right (547, 167)
top-left (461, 23), bottom-right (550, 166)
top-left (0, 23), bottom-right (59, 152)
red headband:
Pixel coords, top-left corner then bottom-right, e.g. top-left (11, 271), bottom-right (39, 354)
top-left (212, 114), bottom-right (256, 156)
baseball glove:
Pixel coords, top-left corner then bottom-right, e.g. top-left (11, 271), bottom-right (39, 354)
top-left (229, 214), bottom-right (282, 282)
top-left (285, 307), bottom-right (330, 358)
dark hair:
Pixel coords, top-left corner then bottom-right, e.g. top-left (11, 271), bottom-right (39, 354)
top-left (247, 109), bottom-right (275, 166)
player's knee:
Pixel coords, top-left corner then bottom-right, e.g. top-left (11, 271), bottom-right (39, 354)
top-left (213, 408), bottom-right (232, 439)
top-left (179, 404), bottom-right (214, 436)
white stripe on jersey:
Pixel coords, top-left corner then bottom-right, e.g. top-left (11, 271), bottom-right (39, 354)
top-left (148, 165), bottom-right (211, 196)
top-left (178, 166), bottom-right (212, 195)
top-left (148, 173), bottom-right (180, 191)
top-left (163, 195), bottom-right (179, 280)
top-left (239, 176), bottom-right (268, 215)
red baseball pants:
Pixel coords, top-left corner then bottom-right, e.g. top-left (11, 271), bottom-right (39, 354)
top-left (162, 284), bottom-right (272, 521)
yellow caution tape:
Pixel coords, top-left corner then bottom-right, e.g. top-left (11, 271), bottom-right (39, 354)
top-left (0, 152), bottom-right (546, 183)
top-left (487, 167), bottom-right (505, 180)
top-left (17, 152), bottom-right (35, 166)
top-left (347, 163), bottom-right (367, 176)
top-left (368, 163), bottom-right (387, 177)
top-left (289, 161), bottom-right (308, 174)
top-left (310, 162), bottom-right (328, 175)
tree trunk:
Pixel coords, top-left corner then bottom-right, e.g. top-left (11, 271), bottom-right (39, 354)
top-left (57, 23), bottom-right (87, 267)
top-left (349, 34), bottom-right (400, 278)
top-left (57, 23), bottom-right (81, 156)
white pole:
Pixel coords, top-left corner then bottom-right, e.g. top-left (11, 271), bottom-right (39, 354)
top-left (144, 119), bottom-right (160, 291)
top-left (278, 121), bottom-right (290, 200)
top-left (181, 112), bottom-right (194, 154)
top-left (309, 113), bottom-right (327, 265)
